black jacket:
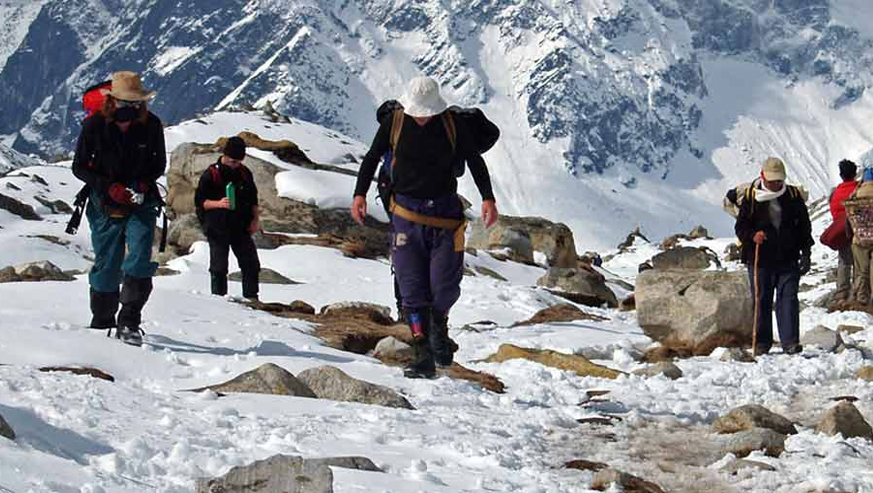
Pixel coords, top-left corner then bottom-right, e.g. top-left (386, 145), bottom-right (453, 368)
top-left (353, 111), bottom-right (495, 201)
top-left (195, 159), bottom-right (259, 238)
top-left (72, 112), bottom-right (166, 203)
top-left (735, 185), bottom-right (814, 268)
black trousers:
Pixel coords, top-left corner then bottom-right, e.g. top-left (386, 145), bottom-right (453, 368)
top-left (209, 234), bottom-right (260, 298)
top-left (748, 264), bottom-right (800, 349)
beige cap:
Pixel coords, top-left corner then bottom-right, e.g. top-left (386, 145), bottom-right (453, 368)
top-left (107, 71), bottom-right (156, 102)
top-left (762, 157), bottom-right (786, 181)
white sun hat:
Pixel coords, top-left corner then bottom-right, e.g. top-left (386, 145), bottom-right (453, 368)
top-left (399, 76), bottom-right (448, 118)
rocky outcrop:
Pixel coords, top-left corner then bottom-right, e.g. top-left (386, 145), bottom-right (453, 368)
top-left (713, 404), bottom-right (797, 436)
top-left (192, 363), bottom-right (316, 398)
top-left (0, 192), bottom-right (41, 220)
top-left (296, 366), bottom-right (414, 410)
top-left (815, 402), bottom-right (873, 441)
top-left (467, 215), bottom-right (577, 267)
top-left (512, 303), bottom-right (607, 327)
top-left (166, 142), bottom-right (390, 259)
top-left (194, 454), bottom-right (380, 493)
top-left (636, 270), bottom-right (753, 355)
top-left (536, 267), bottom-right (618, 308)
top-left (482, 344), bottom-right (623, 379)
top-left (0, 261), bottom-right (75, 283)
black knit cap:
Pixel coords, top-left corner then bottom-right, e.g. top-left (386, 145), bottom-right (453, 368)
top-left (839, 159), bottom-right (857, 180)
top-left (223, 136), bottom-right (246, 160)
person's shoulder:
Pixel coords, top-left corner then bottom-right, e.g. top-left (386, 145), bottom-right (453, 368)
top-left (81, 113), bottom-right (105, 133)
top-left (146, 111), bottom-right (163, 128)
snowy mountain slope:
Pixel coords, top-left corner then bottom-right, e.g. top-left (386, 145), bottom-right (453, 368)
top-left (0, 143), bottom-right (40, 176)
top-left (3, 1), bottom-right (873, 249)
top-left (1, 159), bottom-right (872, 492)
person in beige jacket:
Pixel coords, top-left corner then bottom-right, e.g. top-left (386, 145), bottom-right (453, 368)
top-left (847, 178), bottom-right (873, 304)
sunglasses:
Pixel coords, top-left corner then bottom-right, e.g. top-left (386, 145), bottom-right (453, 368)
top-left (116, 99), bottom-right (143, 109)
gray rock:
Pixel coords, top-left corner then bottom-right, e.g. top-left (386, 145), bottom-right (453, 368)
top-left (719, 347), bottom-right (755, 363)
top-left (591, 467), bottom-right (666, 492)
top-left (229, 268), bottom-right (299, 285)
top-left (0, 412), bottom-right (14, 441)
top-left (195, 454), bottom-right (333, 493)
top-left (473, 265), bottom-right (508, 282)
top-left (801, 326), bottom-right (845, 353)
top-left (372, 337), bottom-right (413, 362)
top-left (719, 459), bottom-right (776, 474)
top-left (195, 363), bottom-right (316, 398)
top-left (166, 213), bottom-right (207, 254)
top-left (632, 362), bottom-right (683, 380)
top-left (721, 428), bottom-right (786, 458)
top-left (307, 456), bottom-right (382, 472)
top-left (0, 192), bottom-right (41, 220)
top-left (724, 243), bottom-right (741, 262)
top-left (815, 402), bottom-right (873, 441)
top-left (651, 246), bottom-right (713, 270)
top-left (467, 215), bottom-right (577, 267)
top-left (296, 365), bottom-right (414, 410)
top-left (688, 225), bottom-right (710, 239)
top-left (636, 270), bottom-right (753, 355)
top-left (536, 267), bottom-right (618, 308)
top-left (713, 404), bottom-right (797, 435)
top-left (837, 325), bottom-right (865, 335)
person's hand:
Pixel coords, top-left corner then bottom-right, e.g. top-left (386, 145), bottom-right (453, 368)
top-left (482, 199), bottom-right (498, 229)
top-left (753, 231), bottom-right (767, 245)
top-left (799, 253), bottom-right (812, 276)
top-left (248, 217), bottom-right (260, 235)
top-left (351, 195), bottom-right (367, 226)
top-left (215, 197), bottom-right (231, 209)
top-left (108, 183), bottom-right (133, 206)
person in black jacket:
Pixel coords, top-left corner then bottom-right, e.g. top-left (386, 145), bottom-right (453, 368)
top-left (735, 157), bottom-right (814, 355)
top-left (351, 76), bottom-right (498, 378)
top-left (71, 71), bottom-right (166, 346)
top-left (194, 137), bottom-right (261, 300)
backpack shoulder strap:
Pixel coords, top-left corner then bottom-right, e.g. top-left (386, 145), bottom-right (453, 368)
top-left (389, 110), bottom-right (404, 151)
top-left (209, 163), bottom-right (222, 185)
top-left (745, 186), bottom-right (756, 215)
top-left (441, 111), bottom-right (457, 151)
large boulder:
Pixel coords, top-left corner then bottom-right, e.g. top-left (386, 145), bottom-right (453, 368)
top-left (636, 270), bottom-right (753, 355)
top-left (166, 142), bottom-right (389, 258)
top-left (536, 267), bottom-right (618, 308)
top-left (296, 366), bottom-right (414, 410)
top-left (720, 428), bottom-right (786, 458)
top-left (801, 326), bottom-right (845, 353)
top-left (482, 344), bottom-right (623, 379)
top-left (195, 454), bottom-right (333, 493)
top-left (815, 402), bottom-right (873, 440)
top-left (193, 363), bottom-right (316, 397)
top-left (467, 215), bottom-right (577, 267)
top-left (712, 404), bottom-right (797, 435)
top-left (165, 213), bottom-right (206, 255)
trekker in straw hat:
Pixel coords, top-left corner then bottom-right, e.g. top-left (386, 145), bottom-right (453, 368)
top-left (845, 177), bottom-right (873, 305)
top-left (735, 157), bottom-right (813, 355)
top-left (351, 76), bottom-right (498, 378)
top-left (72, 71), bottom-right (165, 346)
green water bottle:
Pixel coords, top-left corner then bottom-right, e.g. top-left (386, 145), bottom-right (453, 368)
top-left (225, 182), bottom-right (236, 211)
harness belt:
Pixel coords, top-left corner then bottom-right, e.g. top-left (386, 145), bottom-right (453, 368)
top-left (389, 197), bottom-right (467, 252)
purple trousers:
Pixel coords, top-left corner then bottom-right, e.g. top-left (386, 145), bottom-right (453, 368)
top-left (391, 194), bottom-right (464, 314)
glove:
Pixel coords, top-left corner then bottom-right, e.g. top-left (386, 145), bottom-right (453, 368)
top-left (108, 183), bottom-right (133, 206)
top-left (799, 253), bottom-right (812, 276)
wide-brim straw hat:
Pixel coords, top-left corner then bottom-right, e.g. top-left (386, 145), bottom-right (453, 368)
top-left (107, 71), bottom-right (156, 101)
top-left (399, 76), bottom-right (448, 118)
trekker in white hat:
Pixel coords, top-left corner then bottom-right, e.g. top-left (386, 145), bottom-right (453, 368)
top-left (351, 76), bottom-right (499, 378)
top-left (71, 71), bottom-right (165, 346)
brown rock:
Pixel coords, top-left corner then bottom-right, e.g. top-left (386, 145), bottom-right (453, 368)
top-left (320, 302), bottom-right (394, 326)
top-left (39, 366), bottom-right (115, 382)
top-left (642, 345), bottom-right (691, 363)
top-left (482, 344), bottom-right (623, 379)
top-left (815, 402), bottom-right (873, 440)
top-left (512, 303), bottom-right (607, 327)
top-left (713, 404), bottom-right (797, 435)
top-left (436, 363), bottom-right (505, 394)
top-left (837, 325), bottom-right (865, 335)
top-left (467, 215), bottom-right (577, 268)
top-left (720, 459), bottom-right (776, 474)
top-left (537, 267), bottom-right (618, 308)
top-left (592, 468), bottom-right (666, 493)
top-left (856, 366), bottom-right (873, 381)
top-left (619, 294), bottom-right (636, 312)
top-left (565, 459), bottom-right (608, 472)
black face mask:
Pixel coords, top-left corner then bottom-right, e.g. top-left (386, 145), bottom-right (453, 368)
top-left (115, 107), bottom-right (139, 123)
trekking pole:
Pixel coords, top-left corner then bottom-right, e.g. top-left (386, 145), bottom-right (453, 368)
top-left (752, 242), bottom-right (761, 359)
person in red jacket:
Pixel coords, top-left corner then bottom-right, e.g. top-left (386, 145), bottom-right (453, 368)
top-left (829, 159), bottom-right (858, 301)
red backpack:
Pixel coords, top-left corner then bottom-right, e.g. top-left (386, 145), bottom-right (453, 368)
top-left (82, 81), bottom-right (111, 119)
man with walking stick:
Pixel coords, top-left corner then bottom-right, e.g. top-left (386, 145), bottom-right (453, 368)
top-left (735, 157), bottom-right (814, 355)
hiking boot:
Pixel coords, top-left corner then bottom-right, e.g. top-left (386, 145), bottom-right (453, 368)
top-left (114, 325), bottom-right (144, 347)
top-left (89, 289), bottom-right (119, 329)
top-left (754, 345), bottom-right (772, 356)
top-left (430, 310), bottom-right (455, 367)
top-left (403, 310), bottom-right (436, 379)
top-left (783, 344), bottom-right (803, 355)
top-left (118, 276), bottom-right (153, 329)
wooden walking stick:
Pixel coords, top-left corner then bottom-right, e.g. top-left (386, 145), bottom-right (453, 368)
top-left (752, 242), bottom-right (761, 359)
